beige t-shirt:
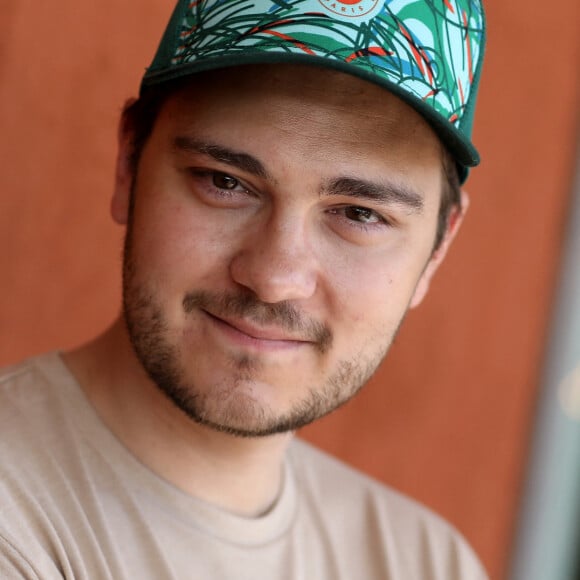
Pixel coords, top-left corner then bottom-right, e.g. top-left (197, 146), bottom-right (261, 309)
top-left (0, 353), bottom-right (488, 579)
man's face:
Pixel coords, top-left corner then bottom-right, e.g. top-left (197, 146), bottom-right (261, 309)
top-left (114, 65), bottom-right (451, 437)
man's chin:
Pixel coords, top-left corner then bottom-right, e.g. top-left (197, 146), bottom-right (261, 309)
top-left (153, 377), bottom-right (339, 438)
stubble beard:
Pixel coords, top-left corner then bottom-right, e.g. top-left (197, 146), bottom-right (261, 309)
top-left (121, 217), bottom-right (398, 438)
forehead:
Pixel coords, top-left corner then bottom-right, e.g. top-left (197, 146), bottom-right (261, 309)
top-left (148, 64), bottom-right (443, 193)
top-left (167, 65), bottom-right (438, 139)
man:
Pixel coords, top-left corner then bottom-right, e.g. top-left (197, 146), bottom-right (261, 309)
top-left (0, 0), bottom-right (488, 578)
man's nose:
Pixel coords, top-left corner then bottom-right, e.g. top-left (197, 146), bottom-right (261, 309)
top-left (229, 213), bottom-right (318, 304)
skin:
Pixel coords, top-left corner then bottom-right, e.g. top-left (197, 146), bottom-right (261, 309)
top-left (64, 64), bottom-right (466, 516)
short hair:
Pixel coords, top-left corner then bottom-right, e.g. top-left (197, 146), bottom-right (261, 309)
top-left (123, 79), bottom-right (461, 251)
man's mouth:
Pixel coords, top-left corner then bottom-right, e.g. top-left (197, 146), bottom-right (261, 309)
top-left (182, 290), bottom-right (332, 354)
top-left (202, 310), bottom-right (311, 350)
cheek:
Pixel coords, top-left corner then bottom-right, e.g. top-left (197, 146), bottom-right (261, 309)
top-left (130, 157), bottom-right (238, 275)
top-left (130, 199), bottom-right (237, 291)
top-left (321, 243), bottom-right (430, 330)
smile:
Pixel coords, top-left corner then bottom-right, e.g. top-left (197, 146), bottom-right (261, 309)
top-left (202, 310), bottom-right (310, 352)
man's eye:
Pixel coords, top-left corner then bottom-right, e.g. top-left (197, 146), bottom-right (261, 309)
top-left (343, 206), bottom-right (383, 224)
top-left (212, 172), bottom-right (240, 190)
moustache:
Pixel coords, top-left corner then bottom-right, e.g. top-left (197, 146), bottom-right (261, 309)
top-left (182, 290), bottom-right (332, 353)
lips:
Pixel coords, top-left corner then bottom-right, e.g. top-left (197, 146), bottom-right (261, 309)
top-left (203, 310), bottom-right (309, 345)
top-left (203, 310), bottom-right (311, 346)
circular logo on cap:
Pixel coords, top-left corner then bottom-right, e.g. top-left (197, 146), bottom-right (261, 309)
top-left (316, 0), bottom-right (382, 19)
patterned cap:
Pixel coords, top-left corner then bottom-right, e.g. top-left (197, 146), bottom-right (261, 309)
top-left (142, 0), bottom-right (486, 183)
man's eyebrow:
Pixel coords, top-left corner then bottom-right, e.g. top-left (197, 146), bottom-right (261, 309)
top-left (173, 136), bottom-right (271, 180)
top-left (321, 177), bottom-right (424, 213)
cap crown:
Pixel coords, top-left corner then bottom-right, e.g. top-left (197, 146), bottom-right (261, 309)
top-left (143, 0), bottom-right (486, 181)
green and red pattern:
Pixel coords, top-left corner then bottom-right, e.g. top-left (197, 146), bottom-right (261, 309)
top-left (168, 0), bottom-right (484, 128)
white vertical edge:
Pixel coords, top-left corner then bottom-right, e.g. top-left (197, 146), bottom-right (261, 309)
top-left (509, 138), bottom-right (580, 580)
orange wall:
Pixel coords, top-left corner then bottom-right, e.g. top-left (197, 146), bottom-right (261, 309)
top-left (1, 1), bottom-right (578, 578)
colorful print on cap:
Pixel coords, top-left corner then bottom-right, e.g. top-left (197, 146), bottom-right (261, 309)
top-left (165, 0), bottom-right (485, 134)
top-left (314, 0), bottom-right (384, 20)
top-left (142, 0), bottom-right (486, 179)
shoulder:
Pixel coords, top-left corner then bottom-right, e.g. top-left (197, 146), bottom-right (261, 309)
top-left (0, 354), bottom-right (80, 577)
top-left (289, 437), bottom-right (449, 528)
top-left (0, 353), bottom-right (70, 439)
top-left (0, 352), bottom-right (94, 500)
top-left (290, 438), bottom-right (488, 580)
top-left (0, 352), bottom-right (62, 401)
top-left (0, 356), bottom-right (40, 391)
top-left (0, 353), bottom-right (83, 494)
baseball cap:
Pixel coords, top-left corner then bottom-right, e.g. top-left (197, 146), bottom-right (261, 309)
top-left (141, 0), bottom-right (486, 183)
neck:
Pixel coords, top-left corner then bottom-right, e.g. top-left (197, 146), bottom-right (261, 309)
top-left (62, 319), bottom-right (293, 516)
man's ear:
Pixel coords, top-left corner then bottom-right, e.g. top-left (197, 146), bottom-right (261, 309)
top-left (409, 190), bottom-right (469, 309)
top-left (110, 98), bottom-right (138, 226)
